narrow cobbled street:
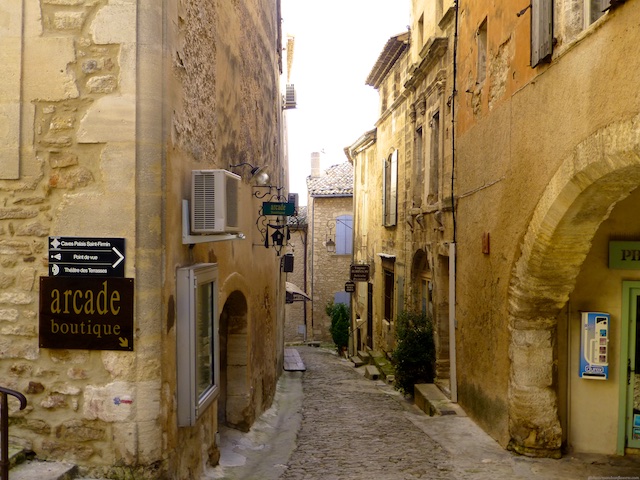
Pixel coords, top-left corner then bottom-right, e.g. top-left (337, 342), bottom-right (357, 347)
top-left (205, 346), bottom-right (640, 480)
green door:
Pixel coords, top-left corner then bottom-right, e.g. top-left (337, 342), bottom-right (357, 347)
top-left (620, 283), bottom-right (640, 452)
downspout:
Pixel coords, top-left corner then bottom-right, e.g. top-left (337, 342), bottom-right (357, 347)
top-left (309, 196), bottom-right (315, 341)
top-left (449, 0), bottom-right (460, 403)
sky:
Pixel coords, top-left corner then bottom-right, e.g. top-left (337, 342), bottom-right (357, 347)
top-left (281, 0), bottom-right (411, 204)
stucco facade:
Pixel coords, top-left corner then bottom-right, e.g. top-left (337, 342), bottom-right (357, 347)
top-left (1, 1), bottom-right (287, 478)
top-left (455, 0), bottom-right (640, 458)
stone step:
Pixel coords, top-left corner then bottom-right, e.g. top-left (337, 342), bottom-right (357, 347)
top-left (364, 365), bottom-right (380, 380)
top-left (10, 460), bottom-right (77, 480)
top-left (350, 355), bottom-right (365, 367)
top-left (414, 383), bottom-right (466, 417)
top-left (357, 350), bottom-right (371, 364)
top-left (283, 347), bottom-right (306, 371)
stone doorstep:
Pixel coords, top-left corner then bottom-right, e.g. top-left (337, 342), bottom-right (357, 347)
top-left (364, 365), bottom-right (380, 380)
top-left (283, 348), bottom-right (306, 371)
top-left (9, 460), bottom-right (78, 480)
top-left (414, 383), bottom-right (467, 417)
top-left (357, 350), bottom-right (371, 363)
top-left (350, 355), bottom-right (365, 367)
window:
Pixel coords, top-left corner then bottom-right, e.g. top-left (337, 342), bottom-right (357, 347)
top-left (413, 126), bottom-right (424, 207)
top-left (383, 150), bottom-right (398, 226)
top-left (585, 0), bottom-right (608, 27)
top-left (477, 18), bottom-right (488, 83)
top-left (334, 291), bottom-right (351, 307)
top-left (384, 269), bottom-right (394, 322)
top-left (176, 264), bottom-right (219, 427)
top-left (335, 215), bottom-right (353, 255)
top-left (429, 111), bottom-right (440, 204)
top-left (531, 0), bottom-right (553, 67)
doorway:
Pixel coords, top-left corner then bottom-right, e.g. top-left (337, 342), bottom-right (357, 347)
top-left (620, 282), bottom-right (640, 452)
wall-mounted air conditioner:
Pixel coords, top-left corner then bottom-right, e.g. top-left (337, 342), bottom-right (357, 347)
top-left (283, 84), bottom-right (296, 109)
top-left (191, 170), bottom-right (240, 234)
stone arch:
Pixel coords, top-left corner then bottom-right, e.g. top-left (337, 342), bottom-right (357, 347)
top-left (507, 115), bottom-right (640, 457)
top-left (218, 273), bottom-right (252, 431)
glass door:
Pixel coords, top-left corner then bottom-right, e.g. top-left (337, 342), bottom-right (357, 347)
top-left (620, 283), bottom-right (640, 452)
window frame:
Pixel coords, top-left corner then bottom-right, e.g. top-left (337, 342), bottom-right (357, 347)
top-left (383, 149), bottom-right (398, 227)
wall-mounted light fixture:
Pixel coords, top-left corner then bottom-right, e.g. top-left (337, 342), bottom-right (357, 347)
top-left (230, 162), bottom-right (270, 186)
top-left (325, 220), bottom-right (336, 253)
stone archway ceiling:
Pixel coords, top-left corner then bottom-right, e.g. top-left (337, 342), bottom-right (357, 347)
top-left (507, 114), bottom-right (640, 457)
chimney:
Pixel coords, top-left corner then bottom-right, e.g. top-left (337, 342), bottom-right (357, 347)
top-left (310, 152), bottom-right (321, 178)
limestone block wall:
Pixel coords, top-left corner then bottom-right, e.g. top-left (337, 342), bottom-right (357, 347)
top-left (309, 196), bottom-right (353, 342)
top-left (1, 0), bottom-right (285, 477)
top-left (0, 0), bottom-right (156, 475)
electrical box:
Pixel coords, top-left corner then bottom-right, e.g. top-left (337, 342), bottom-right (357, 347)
top-left (176, 264), bottom-right (219, 426)
top-left (579, 312), bottom-right (610, 380)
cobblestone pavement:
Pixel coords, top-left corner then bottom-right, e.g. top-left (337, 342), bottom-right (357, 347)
top-left (205, 346), bottom-right (640, 480)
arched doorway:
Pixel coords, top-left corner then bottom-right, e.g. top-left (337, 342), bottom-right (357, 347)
top-left (411, 248), bottom-right (451, 389)
top-left (507, 115), bottom-right (640, 457)
top-left (218, 290), bottom-right (251, 431)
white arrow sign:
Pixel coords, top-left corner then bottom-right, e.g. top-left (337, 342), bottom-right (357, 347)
top-left (112, 247), bottom-right (124, 268)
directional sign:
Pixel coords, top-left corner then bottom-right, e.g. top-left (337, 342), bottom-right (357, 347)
top-left (49, 237), bottom-right (125, 277)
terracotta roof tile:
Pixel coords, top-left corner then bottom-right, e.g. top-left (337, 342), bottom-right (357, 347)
top-left (307, 162), bottom-right (353, 197)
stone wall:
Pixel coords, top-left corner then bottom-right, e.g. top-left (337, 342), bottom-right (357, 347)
top-left (309, 196), bottom-right (353, 342)
top-left (1, 0), bottom-right (285, 478)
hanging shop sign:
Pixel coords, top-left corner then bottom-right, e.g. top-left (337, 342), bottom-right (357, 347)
top-left (609, 241), bottom-right (640, 270)
top-left (262, 202), bottom-right (295, 216)
top-left (48, 237), bottom-right (125, 277)
top-left (350, 264), bottom-right (370, 282)
top-left (39, 276), bottom-right (134, 351)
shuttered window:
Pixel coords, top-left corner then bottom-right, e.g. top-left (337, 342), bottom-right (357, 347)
top-left (334, 291), bottom-right (350, 306)
top-left (531, 0), bottom-right (553, 67)
top-left (335, 215), bottom-right (353, 255)
top-left (383, 150), bottom-right (398, 226)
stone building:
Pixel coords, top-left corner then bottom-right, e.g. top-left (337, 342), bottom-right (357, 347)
top-left (306, 155), bottom-right (354, 343)
top-left (349, 0), bottom-right (640, 460)
top-left (346, 0), bottom-right (457, 391)
top-left (455, 0), bottom-right (640, 457)
top-left (1, 0), bottom-right (288, 478)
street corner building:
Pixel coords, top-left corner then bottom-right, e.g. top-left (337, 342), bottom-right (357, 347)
top-left (0, 0), bottom-right (290, 478)
top-left (347, 0), bottom-right (640, 460)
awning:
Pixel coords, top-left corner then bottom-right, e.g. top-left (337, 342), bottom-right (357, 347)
top-left (286, 281), bottom-right (310, 303)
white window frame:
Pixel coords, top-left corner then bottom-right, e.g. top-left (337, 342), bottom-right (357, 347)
top-left (176, 263), bottom-right (219, 427)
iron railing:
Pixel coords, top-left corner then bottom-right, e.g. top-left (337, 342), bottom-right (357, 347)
top-left (0, 387), bottom-right (27, 480)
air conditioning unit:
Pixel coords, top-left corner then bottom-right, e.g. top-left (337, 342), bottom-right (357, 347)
top-left (191, 170), bottom-right (240, 234)
top-left (283, 84), bottom-right (296, 109)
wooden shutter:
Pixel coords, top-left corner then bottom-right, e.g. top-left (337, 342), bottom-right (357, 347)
top-left (531, 0), bottom-right (553, 67)
top-left (382, 156), bottom-right (388, 225)
top-left (336, 215), bottom-right (353, 255)
top-left (389, 150), bottom-right (398, 226)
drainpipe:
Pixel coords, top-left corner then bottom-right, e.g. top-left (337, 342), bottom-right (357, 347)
top-left (449, 0), bottom-right (460, 403)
